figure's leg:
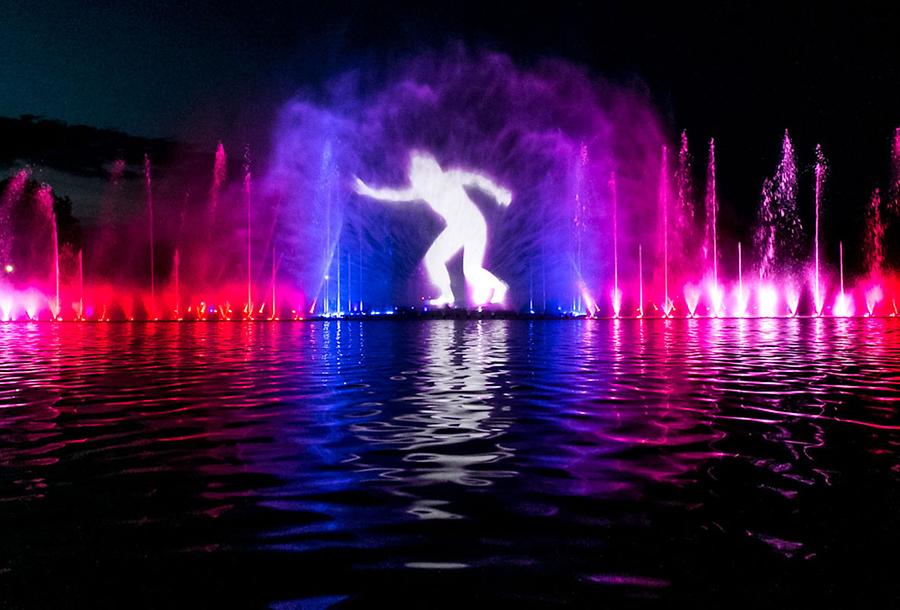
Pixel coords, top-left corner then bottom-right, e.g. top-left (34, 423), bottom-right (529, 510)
top-left (423, 228), bottom-right (463, 305)
top-left (462, 222), bottom-right (508, 305)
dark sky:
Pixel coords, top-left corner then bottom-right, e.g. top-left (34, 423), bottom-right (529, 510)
top-left (3, 0), bottom-right (900, 240)
top-left (4, 1), bottom-right (898, 138)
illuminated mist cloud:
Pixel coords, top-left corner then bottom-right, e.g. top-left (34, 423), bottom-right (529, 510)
top-left (265, 47), bottom-right (664, 312)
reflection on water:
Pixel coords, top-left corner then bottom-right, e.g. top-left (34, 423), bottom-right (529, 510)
top-left (1, 320), bottom-right (899, 607)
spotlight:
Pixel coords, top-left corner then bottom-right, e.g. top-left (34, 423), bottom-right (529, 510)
top-left (3, 264), bottom-right (12, 274)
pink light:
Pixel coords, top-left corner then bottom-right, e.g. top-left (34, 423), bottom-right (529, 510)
top-left (865, 285), bottom-right (884, 316)
top-left (785, 285), bottom-right (800, 317)
top-left (0, 294), bottom-right (12, 322)
top-left (683, 283), bottom-right (700, 317)
top-left (610, 287), bottom-right (622, 318)
top-left (707, 281), bottom-right (723, 317)
top-left (23, 292), bottom-right (39, 321)
top-left (757, 284), bottom-right (778, 317)
top-left (580, 284), bottom-right (598, 316)
top-left (732, 285), bottom-right (748, 318)
top-left (833, 292), bottom-right (853, 317)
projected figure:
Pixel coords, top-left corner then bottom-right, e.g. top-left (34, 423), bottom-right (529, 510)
top-left (354, 151), bottom-right (512, 306)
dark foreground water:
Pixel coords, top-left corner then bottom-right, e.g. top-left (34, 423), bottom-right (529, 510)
top-left (1, 319), bottom-right (899, 608)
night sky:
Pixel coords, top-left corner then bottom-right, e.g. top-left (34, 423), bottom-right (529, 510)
top-left (2, 0), bottom-right (900, 246)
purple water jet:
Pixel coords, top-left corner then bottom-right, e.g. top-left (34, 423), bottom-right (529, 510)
top-left (244, 147), bottom-right (253, 318)
top-left (609, 171), bottom-right (621, 317)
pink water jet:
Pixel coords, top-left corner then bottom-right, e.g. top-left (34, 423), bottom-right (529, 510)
top-left (77, 249), bottom-right (84, 321)
top-left (683, 283), bottom-right (700, 317)
top-left (785, 284), bottom-right (800, 317)
top-left (755, 131), bottom-right (799, 281)
top-left (637, 244), bottom-right (644, 318)
top-left (704, 138), bottom-right (720, 315)
top-left (865, 284), bottom-right (884, 317)
top-left (212, 142), bottom-right (226, 212)
top-left (734, 242), bottom-right (747, 317)
top-left (891, 127), bottom-right (900, 215)
top-left (864, 188), bottom-right (885, 278)
top-left (35, 184), bottom-right (60, 320)
top-left (813, 145), bottom-right (826, 316)
top-left (833, 241), bottom-right (853, 317)
top-left (659, 145), bottom-right (672, 316)
top-left (609, 172), bottom-right (621, 317)
top-left (757, 283), bottom-right (778, 318)
top-left (270, 248), bottom-right (280, 320)
top-left (173, 249), bottom-right (181, 319)
top-left (244, 147), bottom-right (253, 318)
top-left (144, 154), bottom-right (155, 319)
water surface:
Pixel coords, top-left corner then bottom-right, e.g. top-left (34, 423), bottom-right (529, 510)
top-left (1, 319), bottom-right (899, 607)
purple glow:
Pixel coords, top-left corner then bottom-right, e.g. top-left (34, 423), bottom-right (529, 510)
top-left (0, 52), bottom-right (897, 320)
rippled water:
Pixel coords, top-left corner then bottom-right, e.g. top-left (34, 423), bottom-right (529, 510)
top-left (2, 319), bottom-right (899, 607)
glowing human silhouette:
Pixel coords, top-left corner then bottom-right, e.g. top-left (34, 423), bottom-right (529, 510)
top-left (354, 151), bottom-right (512, 306)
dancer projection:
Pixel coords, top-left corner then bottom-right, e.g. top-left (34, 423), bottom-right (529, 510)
top-left (354, 151), bottom-right (512, 306)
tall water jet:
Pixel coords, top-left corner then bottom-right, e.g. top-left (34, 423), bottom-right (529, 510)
top-left (144, 154), bottom-right (155, 318)
top-left (864, 188), bottom-right (885, 316)
top-left (704, 138), bottom-right (721, 315)
top-left (813, 145), bottom-right (827, 316)
top-left (757, 283), bottom-right (778, 318)
top-left (675, 130), bottom-right (697, 277)
top-left (834, 241), bottom-right (852, 317)
top-left (609, 172), bottom-right (621, 317)
top-left (683, 282), bottom-right (700, 317)
top-left (676, 130), bottom-right (695, 226)
top-left (755, 131), bottom-right (800, 280)
top-left (173, 249), bottom-right (180, 319)
top-left (77, 249), bottom-right (84, 321)
top-left (270, 248), bottom-right (278, 320)
top-left (884, 129), bottom-right (900, 311)
top-left (890, 127), bottom-right (900, 215)
top-left (36, 184), bottom-right (59, 319)
top-left (211, 142), bottom-right (226, 214)
top-left (736, 242), bottom-right (746, 317)
top-left (864, 188), bottom-right (885, 278)
top-left (840, 241), bottom-right (844, 295)
top-left (659, 145), bottom-right (671, 316)
top-left (573, 143), bottom-right (588, 312)
top-left (0, 169), bottom-right (29, 269)
top-left (244, 147), bottom-right (253, 318)
top-left (638, 244), bottom-right (643, 318)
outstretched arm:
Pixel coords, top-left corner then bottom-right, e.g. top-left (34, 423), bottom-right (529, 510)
top-left (353, 176), bottom-right (418, 202)
top-left (449, 170), bottom-right (512, 206)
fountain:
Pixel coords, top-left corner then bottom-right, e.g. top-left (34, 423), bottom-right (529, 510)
top-left (637, 244), bottom-right (644, 318)
top-left (736, 242), bottom-right (746, 317)
top-left (77, 250), bottom-right (84, 321)
top-left (705, 138), bottom-right (721, 316)
top-left (813, 145), bottom-right (826, 316)
top-left (0, 53), bottom-right (898, 322)
top-left (173, 249), bottom-right (181, 319)
top-left (755, 131), bottom-right (800, 284)
top-left (244, 147), bottom-right (253, 319)
top-left (610, 172), bottom-right (621, 317)
top-left (144, 154), bottom-right (155, 319)
top-left (35, 184), bottom-right (60, 320)
top-left (659, 146), bottom-right (672, 316)
top-left (834, 241), bottom-right (853, 317)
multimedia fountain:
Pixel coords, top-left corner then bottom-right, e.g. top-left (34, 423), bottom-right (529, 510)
top-left (3, 51), bottom-right (900, 608)
top-left (1, 53), bottom-right (899, 322)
